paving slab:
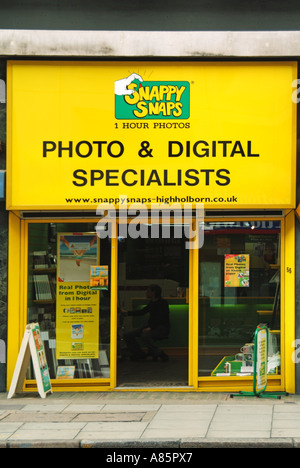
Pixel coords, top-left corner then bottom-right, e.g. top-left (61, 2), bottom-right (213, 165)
top-left (103, 404), bottom-right (161, 412)
top-left (211, 413), bottom-right (272, 424)
top-left (142, 428), bottom-right (209, 438)
top-left (73, 412), bottom-right (145, 422)
top-left (81, 421), bottom-right (148, 432)
top-left (207, 430), bottom-right (272, 438)
top-left (151, 411), bottom-right (213, 421)
top-left (63, 404), bottom-right (105, 413)
top-left (2, 412), bottom-right (77, 422)
top-left (208, 420), bottom-right (272, 431)
top-left (9, 430), bottom-right (82, 441)
top-left (214, 404), bottom-right (273, 414)
top-left (19, 422), bottom-right (86, 431)
top-left (272, 429), bottom-right (300, 438)
top-left (0, 422), bottom-right (23, 432)
top-left (0, 411), bottom-right (10, 421)
top-left (159, 404), bottom-right (217, 411)
top-left (77, 431), bottom-right (146, 440)
top-left (21, 404), bottom-right (69, 413)
top-left (274, 405), bottom-right (300, 412)
top-left (274, 412), bottom-right (300, 420)
top-left (273, 419), bottom-right (300, 429)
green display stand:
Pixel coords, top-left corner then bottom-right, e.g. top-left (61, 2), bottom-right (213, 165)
top-left (231, 324), bottom-right (286, 399)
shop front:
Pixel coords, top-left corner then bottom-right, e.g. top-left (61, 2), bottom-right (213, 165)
top-left (6, 60), bottom-right (297, 393)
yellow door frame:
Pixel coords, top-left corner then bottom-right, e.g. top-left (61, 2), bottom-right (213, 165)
top-left (6, 213), bottom-right (295, 394)
top-left (7, 211), bottom-right (22, 387)
top-left (115, 216), bottom-right (195, 390)
top-left (284, 210), bottom-right (295, 393)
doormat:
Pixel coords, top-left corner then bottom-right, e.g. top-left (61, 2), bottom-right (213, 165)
top-left (118, 382), bottom-right (188, 387)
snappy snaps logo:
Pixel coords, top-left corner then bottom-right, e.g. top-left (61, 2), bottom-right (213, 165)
top-left (115, 73), bottom-right (190, 120)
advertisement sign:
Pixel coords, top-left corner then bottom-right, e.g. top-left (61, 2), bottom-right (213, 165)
top-left (56, 233), bottom-right (100, 360)
top-left (224, 254), bottom-right (249, 287)
top-left (8, 323), bottom-right (52, 399)
top-left (90, 265), bottom-right (109, 290)
top-left (256, 327), bottom-right (268, 394)
top-left (231, 325), bottom-right (272, 398)
top-left (7, 61), bottom-right (296, 210)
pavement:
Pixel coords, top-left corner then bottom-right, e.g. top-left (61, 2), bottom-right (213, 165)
top-left (1, 390), bottom-right (300, 449)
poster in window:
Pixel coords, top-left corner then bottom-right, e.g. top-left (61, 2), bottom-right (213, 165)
top-left (58, 234), bottom-right (98, 282)
top-left (224, 254), bottom-right (249, 287)
top-left (56, 233), bottom-right (100, 360)
top-left (90, 265), bottom-right (109, 290)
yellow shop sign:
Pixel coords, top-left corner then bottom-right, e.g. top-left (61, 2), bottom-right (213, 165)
top-left (7, 61), bottom-right (296, 210)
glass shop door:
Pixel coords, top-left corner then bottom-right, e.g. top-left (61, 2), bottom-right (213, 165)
top-left (116, 223), bottom-right (190, 388)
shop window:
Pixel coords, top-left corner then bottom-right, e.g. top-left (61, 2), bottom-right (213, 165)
top-left (27, 222), bottom-right (111, 381)
top-left (198, 220), bottom-right (281, 378)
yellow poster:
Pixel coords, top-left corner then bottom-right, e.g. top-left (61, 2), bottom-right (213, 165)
top-left (7, 61), bottom-right (297, 210)
top-left (224, 254), bottom-right (249, 287)
top-left (56, 233), bottom-right (100, 359)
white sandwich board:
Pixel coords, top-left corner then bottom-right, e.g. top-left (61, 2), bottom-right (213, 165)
top-left (8, 323), bottom-right (52, 399)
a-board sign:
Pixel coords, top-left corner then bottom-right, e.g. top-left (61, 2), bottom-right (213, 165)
top-left (8, 323), bottom-right (52, 399)
top-left (231, 324), bottom-right (284, 399)
top-left (255, 325), bottom-right (268, 395)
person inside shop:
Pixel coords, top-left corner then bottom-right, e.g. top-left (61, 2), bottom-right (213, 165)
top-left (121, 284), bottom-right (170, 361)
